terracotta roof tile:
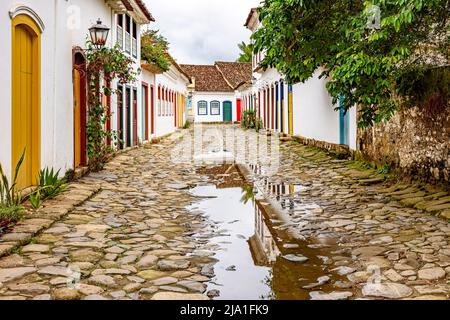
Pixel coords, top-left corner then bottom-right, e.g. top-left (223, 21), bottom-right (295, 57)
top-left (122, 0), bottom-right (155, 22)
top-left (180, 64), bottom-right (234, 92)
top-left (215, 62), bottom-right (252, 89)
top-left (180, 62), bottom-right (252, 92)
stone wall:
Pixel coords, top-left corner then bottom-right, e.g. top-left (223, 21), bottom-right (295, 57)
top-left (357, 106), bottom-right (450, 184)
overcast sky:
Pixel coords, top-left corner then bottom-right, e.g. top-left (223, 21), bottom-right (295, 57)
top-left (143, 0), bottom-right (261, 65)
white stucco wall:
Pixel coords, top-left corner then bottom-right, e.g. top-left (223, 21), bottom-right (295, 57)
top-left (292, 69), bottom-right (357, 150)
top-left (0, 0), bottom-right (115, 180)
top-left (0, 0), bottom-right (150, 180)
top-left (193, 92), bottom-right (237, 123)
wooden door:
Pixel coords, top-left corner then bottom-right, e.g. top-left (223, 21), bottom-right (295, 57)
top-left (126, 87), bottom-right (131, 147)
top-left (150, 86), bottom-right (155, 134)
top-left (12, 17), bottom-right (41, 189)
top-left (237, 99), bottom-right (242, 122)
top-left (74, 69), bottom-right (82, 167)
top-left (133, 88), bottom-right (138, 146)
top-left (117, 85), bottom-right (124, 149)
top-left (142, 84), bottom-right (148, 141)
top-left (339, 99), bottom-right (350, 146)
top-left (223, 101), bottom-right (232, 122)
top-left (288, 84), bottom-right (293, 135)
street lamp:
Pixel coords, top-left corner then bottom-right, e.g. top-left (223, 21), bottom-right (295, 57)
top-left (89, 19), bottom-right (110, 49)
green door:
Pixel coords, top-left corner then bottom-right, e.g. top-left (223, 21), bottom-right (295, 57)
top-left (223, 101), bottom-right (232, 122)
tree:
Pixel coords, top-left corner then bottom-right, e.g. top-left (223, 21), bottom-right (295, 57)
top-left (141, 29), bottom-right (171, 72)
top-left (237, 41), bottom-right (254, 63)
top-left (252, 0), bottom-right (449, 127)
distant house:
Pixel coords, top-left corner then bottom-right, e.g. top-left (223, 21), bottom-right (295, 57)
top-left (181, 62), bottom-right (252, 123)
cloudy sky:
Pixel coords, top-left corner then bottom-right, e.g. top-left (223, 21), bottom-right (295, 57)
top-left (143, 0), bottom-right (261, 65)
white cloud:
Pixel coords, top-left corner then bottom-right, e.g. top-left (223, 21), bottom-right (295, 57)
top-left (143, 0), bottom-right (261, 64)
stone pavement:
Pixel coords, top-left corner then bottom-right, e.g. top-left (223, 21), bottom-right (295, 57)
top-left (0, 124), bottom-right (448, 300)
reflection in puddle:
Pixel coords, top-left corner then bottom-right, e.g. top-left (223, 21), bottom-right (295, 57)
top-left (189, 165), bottom-right (348, 300)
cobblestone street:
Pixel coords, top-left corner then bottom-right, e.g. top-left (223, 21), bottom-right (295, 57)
top-left (0, 124), bottom-right (448, 300)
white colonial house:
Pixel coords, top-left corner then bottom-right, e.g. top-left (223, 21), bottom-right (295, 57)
top-left (244, 8), bottom-right (357, 150)
top-left (181, 62), bottom-right (252, 123)
top-left (0, 0), bottom-right (153, 189)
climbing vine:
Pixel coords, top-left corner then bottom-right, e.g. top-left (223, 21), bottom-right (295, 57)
top-left (86, 42), bottom-right (137, 171)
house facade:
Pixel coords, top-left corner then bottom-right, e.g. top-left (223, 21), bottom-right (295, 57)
top-left (181, 62), bottom-right (252, 123)
top-left (244, 8), bottom-right (357, 150)
top-left (0, 0), bottom-right (153, 188)
top-left (141, 58), bottom-right (190, 139)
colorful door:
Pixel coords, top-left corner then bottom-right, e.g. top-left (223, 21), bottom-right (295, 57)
top-left (126, 87), bottom-right (131, 147)
top-left (275, 83), bottom-right (279, 131)
top-left (142, 84), bottom-right (148, 141)
top-left (73, 57), bottom-right (87, 168)
top-left (339, 99), bottom-right (350, 145)
top-left (236, 99), bottom-right (242, 122)
top-left (132, 88), bottom-right (138, 146)
top-left (288, 84), bottom-right (293, 135)
top-left (271, 86), bottom-right (275, 130)
top-left (280, 80), bottom-right (285, 133)
top-left (117, 85), bottom-right (124, 149)
top-left (12, 15), bottom-right (41, 189)
top-left (223, 101), bottom-right (232, 122)
top-left (150, 86), bottom-right (155, 134)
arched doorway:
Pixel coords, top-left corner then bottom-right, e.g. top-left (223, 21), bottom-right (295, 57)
top-left (12, 14), bottom-right (41, 189)
top-left (73, 49), bottom-right (87, 168)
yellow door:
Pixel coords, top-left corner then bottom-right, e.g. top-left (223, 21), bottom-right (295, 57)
top-left (74, 69), bottom-right (81, 167)
top-left (12, 15), bottom-right (41, 189)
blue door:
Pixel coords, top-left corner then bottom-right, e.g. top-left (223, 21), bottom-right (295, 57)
top-left (339, 98), bottom-right (349, 146)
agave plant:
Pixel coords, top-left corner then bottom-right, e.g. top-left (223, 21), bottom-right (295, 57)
top-left (37, 167), bottom-right (67, 200)
top-left (0, 150), bottom-right (25, 207)
top-left (0, 150), bottom-right (25, 222)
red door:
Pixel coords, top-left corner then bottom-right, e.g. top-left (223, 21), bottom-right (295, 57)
top-left (237, 98), bottom-right (242, 122)
top-left (150, 86), bottom-right (155, 134)
top-left (133, 88), bottom-right (138, 146)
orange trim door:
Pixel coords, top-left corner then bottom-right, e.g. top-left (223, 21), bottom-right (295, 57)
top-left (12, 15), bottom-right (41, 189)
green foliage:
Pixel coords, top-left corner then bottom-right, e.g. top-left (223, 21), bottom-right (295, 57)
top-left (241, 109), bottom-right (264, 132)
top-left (377, 163), bottom-right (392, 175)
top-left (237, 42), bottom-right (254, 63)
top-left (0, 150), bottom-right (25, 207)
top-left (141, 30), bottom-right (171, 72)
top-left (27, 167), bottom-right (67, 209)
top-left (252, 0), bottom-right (449, 127)
top-left (86, 42), bottom-right (137, 171)
top-left (29, 190), bottom-right (42, 209)
top-left (37, 168), bottom-right (67, 199)
top-left (0, 205), bottom-right (24, 223)
top-left (240, 185), bottom-right (255, 205)
top-left (183, 119), bottom-right (192, 129)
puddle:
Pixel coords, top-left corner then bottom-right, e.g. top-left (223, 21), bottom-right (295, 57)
top-left (188, 165), bottom-right (350, 300)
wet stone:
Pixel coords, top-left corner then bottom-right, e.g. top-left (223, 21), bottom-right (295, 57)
top-left (283, 254), bottom-right (309, 263)
top-left (157, 259), bottom-right (190, 271)
top-left (362, 283), bottom-right (413, 299)
top-left (309, 291), bottom-right (353, 300)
